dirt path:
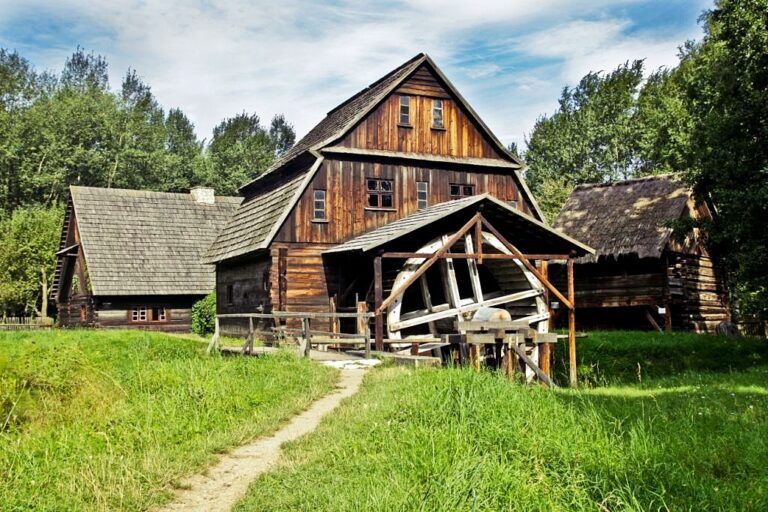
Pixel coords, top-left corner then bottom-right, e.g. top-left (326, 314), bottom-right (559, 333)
top-left (159, 368), bottom-right (367, 512)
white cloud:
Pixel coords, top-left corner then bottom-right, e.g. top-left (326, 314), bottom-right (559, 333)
top-left (0, 0), bottom-right (709, 149)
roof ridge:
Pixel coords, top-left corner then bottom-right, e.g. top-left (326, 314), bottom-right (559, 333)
top-left (70, 185), bottom-right (241, 200)
top-left (573, 173), bottom-right (685, 190)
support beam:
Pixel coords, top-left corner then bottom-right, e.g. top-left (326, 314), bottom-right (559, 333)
top-left (374, 256), bottom-right (383, 351)
top-left (509, 343), bottom-right (555, 388)
top-left (567, 258), bottom-right (577, 388)
top-left (381, 252), bottom-right (570, 260)
top-left (464, 234), bottom-right (484, 303)
top-left (479, 216), bottom-right (574, 310)
top-left (645, 307), bottom-right (663, 332)
top-left (539, 260), bottom-right (552, 380)
top-left (378, 214), bottom-right (480, 313)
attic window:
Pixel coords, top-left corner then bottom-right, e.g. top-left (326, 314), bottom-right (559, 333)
top-left (313, 190), bottom-right (327, 221)
top-left (450, 183), bottom-right (474, 200)
top-left (432, 99), bottom-right (444, 129)
top-left (399, 96), bottom-right (411, 125)
top-left (367, 179), bottom-right (394, 209)
top-left (417, 181), bottom-right (428, 209)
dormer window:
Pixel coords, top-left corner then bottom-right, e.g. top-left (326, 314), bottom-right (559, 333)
top-left (399, 96), bottom-right (411, 125)
top-left (450, 183), bottom-right (475, 200)
top-left (432, 99), bottom-right (444, 129)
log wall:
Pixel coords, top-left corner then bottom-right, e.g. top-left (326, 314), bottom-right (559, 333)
top-left (668, 252), bottom-right (730, 332)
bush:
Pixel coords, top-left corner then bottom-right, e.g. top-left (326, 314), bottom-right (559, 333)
top-left (191, 292), bottom-right (216, 336)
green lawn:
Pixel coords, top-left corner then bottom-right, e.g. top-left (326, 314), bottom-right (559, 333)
top-left (235, 331), bottom-right (768, 512)
top-left (0, 329), bottom-right (337, 511)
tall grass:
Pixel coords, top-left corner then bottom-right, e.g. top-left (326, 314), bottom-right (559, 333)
top-left (236, 332), bottom-right (768, 511)
top-left (0, 329), bottom-right (337, 511)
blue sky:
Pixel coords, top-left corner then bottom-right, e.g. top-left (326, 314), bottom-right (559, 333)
top-left (0, 0), bottom-right (712, 149)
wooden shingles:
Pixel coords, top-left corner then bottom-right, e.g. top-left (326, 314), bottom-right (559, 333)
top-left (69, 186), bottom-right (241, 296)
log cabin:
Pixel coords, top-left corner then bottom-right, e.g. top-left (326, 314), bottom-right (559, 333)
top-left (53, 186), bottom-right (242, 331)
top-left (552, 174), bottom-right (731, 332)
top-left (204, 52), bottom-right (593, 361)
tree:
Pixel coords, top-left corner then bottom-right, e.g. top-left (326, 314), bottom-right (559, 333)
top-left (678, 0), bottom-right (768, 319)
top-left (0, 205), bottom-right (63, 318)
top-left (204, 113), bottom-right (295, 194)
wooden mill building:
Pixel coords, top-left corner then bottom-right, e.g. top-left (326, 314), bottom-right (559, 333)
top-left (53, 186), bottom-right (241, 331)
top-left (552, 174), bottom-right (730, 332)
top-left (204, 52), bottom-right (593, 363)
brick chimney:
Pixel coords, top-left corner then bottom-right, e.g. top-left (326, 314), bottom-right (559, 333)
top-left (190, 187), bottom-right (215, 204)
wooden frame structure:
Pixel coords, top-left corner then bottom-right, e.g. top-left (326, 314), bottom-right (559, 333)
top-left (371, 212), bottom-right (579, 387)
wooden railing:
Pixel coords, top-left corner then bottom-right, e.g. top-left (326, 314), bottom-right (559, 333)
top-left (208, 311), bottom-right (376, 358)
top-left (0, 316), bottom-right (45, 331)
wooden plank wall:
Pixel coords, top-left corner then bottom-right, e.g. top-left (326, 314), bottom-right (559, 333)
top-left (668, 252), bottom-right (730, 332)
top-left (217, 256), bottom-right (272, 334)
top-left (339, 65), bottom-right (505, 160)
top-left (276, 159), bottom-right (530, 245)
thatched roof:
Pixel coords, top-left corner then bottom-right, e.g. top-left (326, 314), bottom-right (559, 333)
top-left (552, 174), bottom-right (691, 263)
top-left (327, 194), bottom-right (593, 256)
top-left (64, 186), bottom-right (242, 296)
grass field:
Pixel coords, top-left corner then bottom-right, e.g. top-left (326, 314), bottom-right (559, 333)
top-left (235, 331), bottom-right (768, 512)
top-left (0, 329), bottom-right (337, 511)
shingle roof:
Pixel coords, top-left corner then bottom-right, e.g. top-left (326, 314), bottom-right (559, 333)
top-left (326, 194), bottom-right (592, 256)
top-left (203, 171), bottom-right (307, 263)
top-left (69, 186), bottom-right (242, 296)
top-left (552, 174), bottom-right (690, 263)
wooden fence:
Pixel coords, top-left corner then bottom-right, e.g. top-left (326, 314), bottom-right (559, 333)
top-left (208, 310), bottom-right (376, 358)
top-left (0, 317), bottom-right (43, 331)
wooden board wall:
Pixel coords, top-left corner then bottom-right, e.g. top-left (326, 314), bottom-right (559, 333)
top-left (668, 252), bottom-right (730, 332)
top-left (339, 64), bottom-right (505, 160)
top-left (275, 158), bottom-right (531, 245)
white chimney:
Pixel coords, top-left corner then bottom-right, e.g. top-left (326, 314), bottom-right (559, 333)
top-left (191, 187), bottom-right (215, 204)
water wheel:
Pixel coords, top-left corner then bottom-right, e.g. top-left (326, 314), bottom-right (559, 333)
top-left (385, 230), bottom-right (549, 343)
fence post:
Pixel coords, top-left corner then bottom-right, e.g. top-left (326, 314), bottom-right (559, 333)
top-left (357, 301), bottom-right (371, 359)
top-left (206, 316), bottom-right (220, 355)
top-left (302, 317), bottom-right (312, 358)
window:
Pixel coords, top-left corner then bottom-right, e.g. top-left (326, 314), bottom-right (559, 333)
top-left (367, 179), bottom-right (394, 208)
top-left (450, 183), bottom-right (475, 199)
top-left (129, 306), bottom-right (168, 323)
top-left (509, 200), bottom-right (518, 209)
top-left (417, 181), bottom-right (428, 209)
top-left (399, 95), bottom-right (410, 125)
top-left (432, 99), bottom-right (444, 129)
top-left (226, 284), bottom-right (234, 305)
top-left (313, 189), bottom-right (327, 220)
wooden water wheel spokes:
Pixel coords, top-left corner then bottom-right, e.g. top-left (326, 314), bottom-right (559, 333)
top-left (386, 230), bottom-right (550, 342)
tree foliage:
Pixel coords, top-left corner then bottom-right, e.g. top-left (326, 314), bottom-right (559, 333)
top-left (0, 205), bottom-right (63, 318)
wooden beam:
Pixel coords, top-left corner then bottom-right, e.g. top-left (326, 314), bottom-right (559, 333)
top-left (378, 214), bottom-right (480, 313)
top-left (539, 260), bottom-right (552, 380)
top-left (645, 307), bottom-right (663, 332)
top-left (374, 256), bottom-right (383, 351)
top-left (474, 219), bottom-right (483, 265)
top-left (464, 233), bottom-right (484, 303)
top-left (567, 258), bottom-right (577, 388)
top-left (380, 252), bottom-right (570, 260)
top-left (509, 343), bottom-right (555, 388)
top-left (390, 289), bottom-right (543, 331)
top-left (479, 215), bottom-right (574, 310)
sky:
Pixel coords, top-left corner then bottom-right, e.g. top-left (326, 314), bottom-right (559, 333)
top-left (0, 0), bottom-right (713, 149)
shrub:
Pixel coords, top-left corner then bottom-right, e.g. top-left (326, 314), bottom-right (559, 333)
top-left (191, 292), bottom-right (216, 336)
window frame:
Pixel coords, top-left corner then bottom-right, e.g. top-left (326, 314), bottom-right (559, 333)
top-left (449, 183), bottom-right (475, 200)
top-left (312, 189), bottom-right (328, 222)
top-left (128, 305), bottom-right (170, 324)
top-left (399, 95), bottom-right (411, 126)
top-left (366, 178), bottom-right (395, 210)
top-left (417, 181), bottom-right (428, 210)
top-left (432, 99), bottom-right (444, 129)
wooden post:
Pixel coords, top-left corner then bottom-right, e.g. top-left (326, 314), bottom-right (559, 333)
top-left (664, 300), bottom-right (672, 331)
top-left (302, 317), bottom-right (312, 358)
top-left (206, 316), bottom-right (220, 355)
top-left (539, 260), bottom-right (552, 380)
top-left (504, 336), bottom-right (514, 382)
top-left (567, 258), bottom-right (577, 388)
top-left (469, 343), bottom-right (480, 372)
top-left (242, 316), bottom-right (254, 355)
top-left (277, 248), bottom-right (287, 312)
top-left (357, 301), bottom-right (371, 359)
top-left (374, 256), bottom-right (384, 351)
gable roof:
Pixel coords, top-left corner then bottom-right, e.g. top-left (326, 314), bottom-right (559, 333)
top-left (64, 186), bottom-right (242, 296)
top-left (207, 54), bottom-right (547, 264)
top-left (552, 174), bottom-right (691, 263)
top-left (326, 194), bottom-right (593, 256)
